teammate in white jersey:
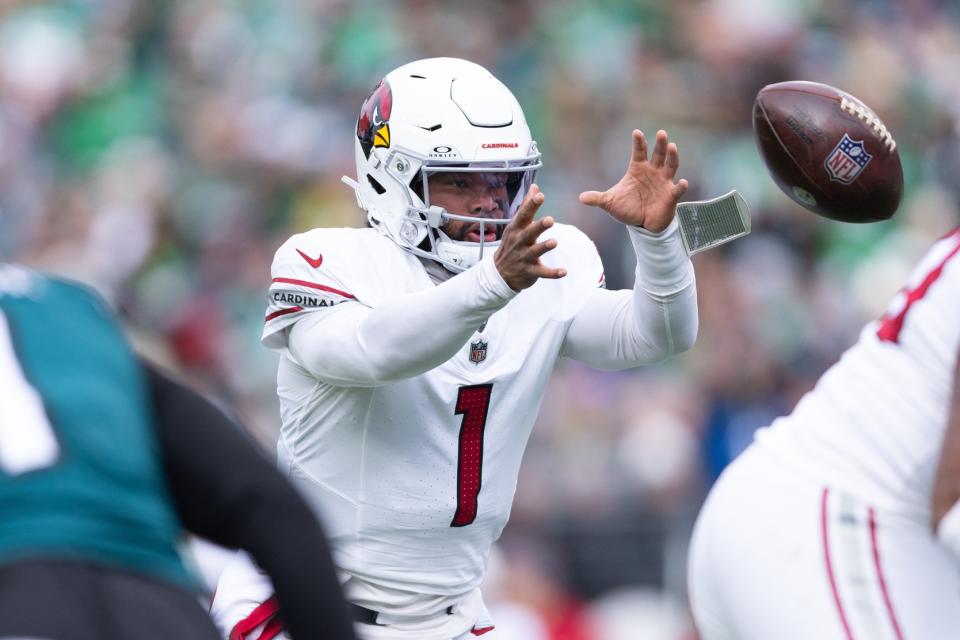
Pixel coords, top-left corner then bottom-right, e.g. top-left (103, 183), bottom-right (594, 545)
top-left (212, 57), bottom-right (699, 640)
top-left (688, 227), bottom-right (960, 640)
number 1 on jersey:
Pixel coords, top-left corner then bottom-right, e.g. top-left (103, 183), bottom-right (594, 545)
top-left (451, 384), bottom-right (493, 527)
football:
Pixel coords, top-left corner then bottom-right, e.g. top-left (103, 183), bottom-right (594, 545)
top-left (753, 81), bottom-right (903, 223)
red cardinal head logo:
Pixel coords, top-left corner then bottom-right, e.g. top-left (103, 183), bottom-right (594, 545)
top-left (357, 80), bottom-right (393, 159)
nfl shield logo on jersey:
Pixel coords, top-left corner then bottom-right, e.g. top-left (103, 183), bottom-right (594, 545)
top-left (469, 338), bottom-right (488, 364)
top-left (824, 134), bottom-right (872, 184)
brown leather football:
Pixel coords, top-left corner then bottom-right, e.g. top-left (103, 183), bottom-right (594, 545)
top-left (753, 81), bottom-right (903, 223)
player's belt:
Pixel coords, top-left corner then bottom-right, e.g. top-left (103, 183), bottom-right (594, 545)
top-left (349, 603), bottom-right (455, 626)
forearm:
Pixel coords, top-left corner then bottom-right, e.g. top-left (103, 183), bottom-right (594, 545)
top-left (563, 220), bottom-right (697, 368)
top-left (288, 255), bottom-right (516, 386)
top-left (146, 364), bottom-right (356, 639)
top-left (235, 497), bottom-right (356, 640)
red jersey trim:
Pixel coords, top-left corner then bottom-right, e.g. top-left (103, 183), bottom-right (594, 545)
top-left (265, 306), bottom-right (303, 322)
top-left (868, 508), bottom-right (905, 640)
top-left (229, 595), bottom-right (280, 640)
top-left (822, 488), bottom-right (855, 640)
top-left (258, 617), bottom-right (284, 640)
top-left (272, 277), bottom-right (355, 299)
top-left (877, 234), bottom-right (960, 343)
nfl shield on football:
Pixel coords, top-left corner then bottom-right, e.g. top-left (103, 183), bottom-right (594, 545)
top-left (753, 81), bottom-right (903, 223)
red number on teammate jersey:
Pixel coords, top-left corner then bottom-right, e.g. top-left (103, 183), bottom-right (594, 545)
top-left (877, 232), bottom-right (960, 344)
top-left (450, 384), bottom-right (493, 527)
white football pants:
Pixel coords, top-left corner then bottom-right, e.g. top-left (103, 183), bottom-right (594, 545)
top-left (688, 445), bottom-right (960, 640)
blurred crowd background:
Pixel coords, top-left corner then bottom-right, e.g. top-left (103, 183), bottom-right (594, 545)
top-left (3, 0), bottom-right (960, 637)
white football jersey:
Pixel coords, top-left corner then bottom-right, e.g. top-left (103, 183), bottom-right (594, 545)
top-left (261, 224), bottom-right (603, 610)
top-left (756, 227), bottom-right (960, 518)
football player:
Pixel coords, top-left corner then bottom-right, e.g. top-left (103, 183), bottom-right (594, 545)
top-left (0, 265), bottom-right (355, 640)
top-left (212, 57), bottom-right (698, 640)
top-left (688, 227), bottom-right (960, 639)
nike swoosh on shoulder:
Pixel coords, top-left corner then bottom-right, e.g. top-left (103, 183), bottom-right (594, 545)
top-left (296, 249), bottom-right (323, 268)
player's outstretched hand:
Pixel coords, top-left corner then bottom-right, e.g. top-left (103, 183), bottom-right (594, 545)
top-left (494, 184), bottom-right (566, 291)
top-left (579, 129), bottom-right (689, 233)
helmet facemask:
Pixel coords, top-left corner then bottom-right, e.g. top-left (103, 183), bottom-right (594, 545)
top-left (394, 153), bottom-right (539, 272)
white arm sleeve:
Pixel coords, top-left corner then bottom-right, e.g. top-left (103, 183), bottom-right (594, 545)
top-left (286, 255), bottom-right (517, 387)
top-left (562, 220), bottom-right (698, 369)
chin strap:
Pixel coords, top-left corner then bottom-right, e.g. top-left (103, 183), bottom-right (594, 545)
top-left (435, 236), bottom-right (500, 272)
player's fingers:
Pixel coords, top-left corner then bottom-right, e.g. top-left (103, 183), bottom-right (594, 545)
top-left (535, 263), bottom-right (567, 279)
top-left (650, 130), bottom-right (668, 167)
top-left (672, 178), bottom-right (689, 201)
top-left (665, 142), bottom-right (680, 175)
top-left (520, 215), bottom-right (555, 245)
top-left (578, 190), bottom-right (609, 209)
top-left (512, 184), bottom-right (543, 228)
top-left (529, 237), bottom-right (558, 258)
top-left (630, 129), bottom-right (648, 165)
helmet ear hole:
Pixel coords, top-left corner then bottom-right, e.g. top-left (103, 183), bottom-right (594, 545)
top-left (367, 175), bottom-right (386, 195)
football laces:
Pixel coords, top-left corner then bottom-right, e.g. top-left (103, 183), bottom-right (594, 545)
top-left (840, 96), bottom-right (897, 152)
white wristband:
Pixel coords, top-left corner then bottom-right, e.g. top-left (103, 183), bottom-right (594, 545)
top-left (936, 499), bottom-right (960, 562)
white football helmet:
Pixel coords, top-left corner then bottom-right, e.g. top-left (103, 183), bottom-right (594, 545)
top-left (342, 57), bottom-right (541, 272)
